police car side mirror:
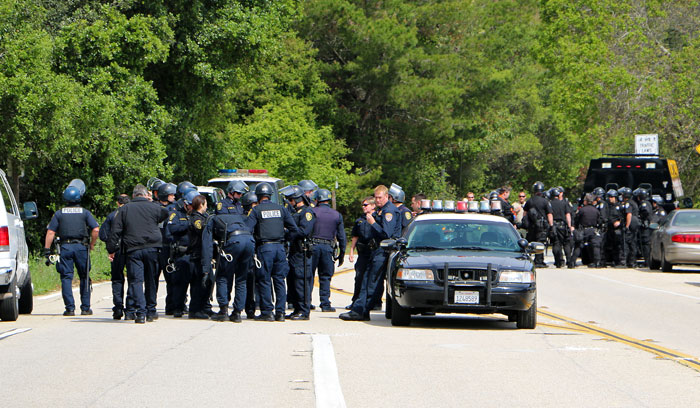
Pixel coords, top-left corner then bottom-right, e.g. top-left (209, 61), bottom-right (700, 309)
top-left (21, 201), bottom-right (38, 221)
top-left (517, 238), bottom-right (529, 250)
top-left (649, 223), bottom-right (659, 230)
top-left (380, 239), bottom-right (397, 250)
top-left (528, 242), bottom-right (545, 255)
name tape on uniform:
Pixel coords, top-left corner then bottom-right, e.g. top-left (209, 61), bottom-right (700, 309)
top-left (261, 210), bottom-right (281, 219)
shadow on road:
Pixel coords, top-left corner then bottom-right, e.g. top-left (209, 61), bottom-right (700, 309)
top-left (361, 313), bottom-right (516, 331)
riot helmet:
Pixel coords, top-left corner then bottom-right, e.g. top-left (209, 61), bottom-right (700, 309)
top-left (633, 187), bottom-right (649, 201)
top-left (255, 182), bottom-right (274, 198)
top-left (298, 180), bottom-right (318, 193)
top-left (532, 181), bottom-right (545, 193)
top-left (68, 179), bottom-right (86, 196)
top-left (592, 187), bottom-right (605, 198)
top-left (241, 191), bottom-right (258, 207)
top-left (388, 183), bottom-right (405, 202)
top-left (618, 187), bottom-right (632, 199)
top-left (226, 180), bottom-right (249, 195)
top-left (176, 181), bottom-right (196, 200)
top-left (281, 185), bottom-right (304, 200)
top-left (652, 196), bottom-right (664, 206)
top-left (606, 189), bottom-right (619, 199)
top-left (183, 190), bottom-right (200, 206)
top-left (157, 182), bottom-right (177, 201)
top-left (147, 177), bottom-right (163, 192)
top-left (315, 188), bottom-right (332, 202)
top-left (63, 186), bottom-right (81, 204)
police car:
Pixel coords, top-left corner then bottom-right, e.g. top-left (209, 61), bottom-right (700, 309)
top-left (196, 186), bottom-right (225, 215)
top-left (207, 169), bottom-right (285, 204)
top-left (382, 203), bottom-right (542, 329)
top-left (0, 169), bottom-right (38, 321)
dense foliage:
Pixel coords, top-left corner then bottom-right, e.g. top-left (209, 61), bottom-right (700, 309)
top-left (0, 0), bottom-right (698, 249)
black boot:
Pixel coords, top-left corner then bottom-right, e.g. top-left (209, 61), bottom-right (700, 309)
top-left (229, 311), bottom-right (242, 323)
top-left (212, 306), bottom-right (228, 322)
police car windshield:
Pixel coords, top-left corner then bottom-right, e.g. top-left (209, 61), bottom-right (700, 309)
top-left (406, 220), bottom-right (521, 252)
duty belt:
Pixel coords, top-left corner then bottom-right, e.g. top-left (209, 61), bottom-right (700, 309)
top-left (312, 238), bottom-right (334, 246)
top-left (261, 240), bottom-right (283, 245)
top-left (61, 238), bottom-right (87, 245)
top-left (229, 230), bottom-right (250, 236)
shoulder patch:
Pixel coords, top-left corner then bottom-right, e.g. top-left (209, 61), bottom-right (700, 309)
top-left (194, 220), bottom-right (202, 230)
top-left (306, 212), bottom-right (313, 222)
top-left (169, 212), bottom-right (176, 221)
top-left (385, 212), bottom-right (393, 222)
top-left (217, 202), bottom-right (222, 211)
top-left (405, 211), bottom-right (412, 220)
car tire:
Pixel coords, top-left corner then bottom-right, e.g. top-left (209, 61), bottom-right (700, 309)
top-left (0, 275), bottom-right (19, 321)
top-left (516, 298), bottom-right (537, 329)
top-left (648, 251), bottom-right (660, 270)
top-left (661, 247), bottom-right (673, 272)
top-left (18, 272), bottom-right (33, 314)
top-left (390, 296), bottom-right (411, 327)
top-left (385, 290), bottom-right (392, 319)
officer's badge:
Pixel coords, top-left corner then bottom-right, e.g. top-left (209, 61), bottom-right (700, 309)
top-left (405, 211), bottom-right (412, 220)
top-left (169, 212), bottom-right (176, 221)
top-left (385, 212), bottom-right (393, 222)
top-left (194, 220), bottom-right (203, 230)
top-left (306, 212), bottom-right (313, 222)
top-left (216, 202), bottom-right (222, 211)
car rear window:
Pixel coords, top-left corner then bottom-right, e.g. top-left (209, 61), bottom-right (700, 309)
top-left (406, 220), bottom-right (521, 251)
top-left (672, 212), bottom-right (700, 227)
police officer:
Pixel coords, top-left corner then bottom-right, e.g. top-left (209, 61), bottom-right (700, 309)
top-left (156, 182), bottom-right (177, 315)
top-left (549, 187), bottom-right (573, 268)
top-left (340, 185), bottom-right (401, 321)
top-left (347, 196), bottom-right (376, 310)
top-left (202, 192), bottom-right (255, 323)
top-left (99, 194), bottom-right (133, 319)
top-left (592, 187), bottom-right (609, 266)
top-left (311, 188), bottom-right (346, 313)
top-left (246, 182), bottom-right (299, 321)
top-left (165, 186), bottom-right (197, 317)
top-left (44, 184), bottom-right (100, 316)
top-left (606, 189), bottom-right (625, 267)
top-left (107, 184), bottom-right (169, 324)
top-left (147, 178), bottom-right (164, 202)
top-left (650, 197), bottom-right (667, 223)
top-left (216, 180), bottom-right (248, 215)
top-left (496, 187), bottom-right (515, 224)
top-left (298, 180), bottom-right (319, 206)
top-left (241, 191), bottom-right (259, 318)
top-left (619, 187), bottom-right (640, 267)
top-left (388, 183), bottom-right (413, 230)
top-left (634, 188), bottom-right (653, 266)
top-left (283, 185), bottom-right (316, 320)
top-left (522, 181), bottom-right (553, 268)
top-left (185, 192), bottom-right (212, 319)
top-left (573, 194), bottom-right (603, 267)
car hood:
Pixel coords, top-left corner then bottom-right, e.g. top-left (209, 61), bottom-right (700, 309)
top-left (400, 249), bottom-right (532, 271)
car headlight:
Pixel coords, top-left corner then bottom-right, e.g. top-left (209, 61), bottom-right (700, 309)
top-left (397, 268), bottom-right (434, 281)
top-left (499, 270), bottom-right (534, 283)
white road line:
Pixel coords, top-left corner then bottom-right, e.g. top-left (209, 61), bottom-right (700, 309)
top-left (312, 334), bottom-right (347, 408)
top-left (571, 269), bottom-right (700, 301)
top-left (0, 328), bottom-right (31, 340)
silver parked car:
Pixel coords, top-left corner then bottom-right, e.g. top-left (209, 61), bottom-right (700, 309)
top-left (649, 209), bottom-right (700, 272)
top-left (0, 169), bottom-right (38, 321)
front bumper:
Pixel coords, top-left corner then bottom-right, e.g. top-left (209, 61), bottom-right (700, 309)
top-left (393, 280), bottom-right (535, 313)
top-left (665, 243), bottom-right (700, 265)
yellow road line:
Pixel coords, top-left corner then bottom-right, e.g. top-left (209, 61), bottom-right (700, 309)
top-left (539, 310), bottom-right (700, 372)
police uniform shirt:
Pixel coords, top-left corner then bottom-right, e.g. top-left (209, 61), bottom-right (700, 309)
top-left (246, 200), bottom-right (299, 242)
top-left (165, 201), bottom-right (191, 247)
top-left (638, 199), bottom-right (652, 222)
top-left (595, 200), bottom-right (610, 224)
top-left (201, 212), bottom-right (252, 274)
top-left (497, 197), bottom-right (514, 222)
top-left (47, 205), bottom-right (99, 241)
top-left (99, 209), bottom-right (117, 243)
top-left (215, 196), bottom-right (243, 215)
top-left (575, 204), bottom-right (600, 228)
top-left (352, 215), bottom-right (374, 245)
top-left (291, 204), bottom-right (316, 242)
top-left (370, 200), bottom-right (402, 240)
top-left (187, 211), bottom-right (209, 258)
top-left (523, 195), bottom-right (552, 221)
top-left (550, 199), bottom-right (569, 223)
top-left (608, 203), bottom-right (623, 226)
top-left (398, 204), bottom-right (413, 229)
top-left (312, 203), bottom-right (347, 249)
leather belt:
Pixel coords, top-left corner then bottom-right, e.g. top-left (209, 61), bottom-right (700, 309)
top-left (312, 238), bottom-right (334, 246)
top-left (261, 240), bottom-right (283, 245)
top-left (62, 239), bottom-right (87, 245)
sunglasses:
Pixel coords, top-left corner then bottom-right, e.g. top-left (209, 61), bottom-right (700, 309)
top-left (519, 195), bottom-right (526, 198)
top-left (362, 203), bottom-right (370, 207)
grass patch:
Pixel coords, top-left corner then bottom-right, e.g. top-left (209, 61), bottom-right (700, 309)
top-left (30, 240), bottom-right (113, 295)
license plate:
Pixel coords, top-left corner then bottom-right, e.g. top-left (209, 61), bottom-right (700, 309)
top-left (455, 291), bottom-right (479, 304)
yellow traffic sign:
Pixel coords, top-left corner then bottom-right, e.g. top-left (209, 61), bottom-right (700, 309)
top-left (696, 144), bottom-right (700, 155)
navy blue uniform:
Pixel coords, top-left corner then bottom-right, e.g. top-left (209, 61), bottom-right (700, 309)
top-left (350, 215), bottom-right (375, 306)
top-left (397, 204), bottom-right (413, 230)
top-left (202, 213), bottom-right (255, 313)
top-left (523, 195), bottom-right (552, 267)
top-left (47, 205), bottom-right (99, 313)
top-left (311, 203), bottom-right (347, 310)
top-left (215, 196), bottom-right (243, 215)
top-left (573, 204), bottom-right (602, 266)
top-left (99, 210), bottom-right (133, 315)
top-left (157, 201), bottom-right (176, 313)
top-left (186, 211), bottom-right (212, 316)
top-left (623, 199), bottom-right (640, 267)
top-left (246, 200), bottom-right (299, 317)
top-left (351, 201), bottom-right (401, 317)
top-left (165, 202), bottom-right (192, 315)
top-left (288, 204), bottom-right (316, 316)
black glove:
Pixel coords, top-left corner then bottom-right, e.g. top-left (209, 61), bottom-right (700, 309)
top-left (201, 273), bottom-right (209, 288)
top-left (337, 251), bottom-right (345, 267)
top-left (43, 248), bottom-right (52, 266)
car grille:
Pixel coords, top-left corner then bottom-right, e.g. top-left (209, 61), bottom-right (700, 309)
top-left (435, 268), bottom-right (498, 283)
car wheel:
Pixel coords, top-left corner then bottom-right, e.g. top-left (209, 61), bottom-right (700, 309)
top-left (390, 296), bottom-right (411, 326)
top-left (18, 272), bottom-right (33, 314)
top-left (661, 247), bottom-right (673, 272)
top-left (648, 251), bottom-right (660, 270)
top-left (0, 275), bottom-right (19, 321)
top-left (516, 298), bottom-right (537, 329)
top-left (384, 290), bottom-right (392, 319)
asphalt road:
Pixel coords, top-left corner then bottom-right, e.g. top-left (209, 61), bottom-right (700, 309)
top-left (2, 258), bottom-right (700, 407)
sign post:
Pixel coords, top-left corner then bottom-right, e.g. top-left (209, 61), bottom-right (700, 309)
top-left (635, 134), bottom-right (658, 156)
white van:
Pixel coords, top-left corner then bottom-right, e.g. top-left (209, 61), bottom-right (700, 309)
top-left (0, 169), bottom-right (38, 321)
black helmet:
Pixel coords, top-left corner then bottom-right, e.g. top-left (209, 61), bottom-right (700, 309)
top-left (315, 188), bottom-right (332, 202)
top-left (255, 182), bottom-right (274, 198)
top-left (183, 190), bottom-right (200, 206)
top-left (532, 181), bottom-right (545, 193)
top-left (226, 180), bottom-right (249, 195)
top-left (176, 181), bottom-right (196, 199)
top-left (556, 186), bottom-right (565, 194)
top-left (544, 188), bottom-right (554, 200)
top-left (633, 187), bottom-right (649, 201)
top-left (618, 186), bottom-right (632, 199)
top-left (281, 185), bottom-right (304, 200)
top-left (606, 189), bottom-right (619, 198)
top-left (298, 180), bottom-right (318, 192)
top-left (241, 191), bottom-right (258, 207)
top-left (553, 187), bottom-right (563, 197)
top-left (63, 186), bottom-right (81, 204)
top-left (147, 177), bottom-right (164, 192)
top-left (592, 187), bottom-right (605, 198)
top-left (388, 183), bottom-right (405, 202)
top-left (157, 182), bottom-right (177, 199)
